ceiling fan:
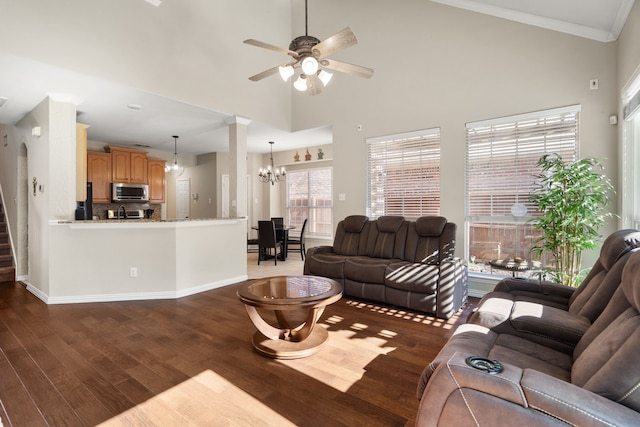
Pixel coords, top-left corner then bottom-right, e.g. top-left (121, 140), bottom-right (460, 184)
top-left (243, 0), bottom-right (374, 95)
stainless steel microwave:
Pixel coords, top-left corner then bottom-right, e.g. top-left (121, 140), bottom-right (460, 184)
top-left (112, 183), bottom-right (149, 202)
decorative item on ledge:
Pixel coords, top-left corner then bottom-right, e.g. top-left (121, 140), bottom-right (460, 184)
top-left (305, 149), bottom-right (312, 161)
top-left (294, 151), bottom-right (300, 162)
top-left (258, 141), bottom-right (286, 185)
top-left (317, 148), bottom-right (324, 160)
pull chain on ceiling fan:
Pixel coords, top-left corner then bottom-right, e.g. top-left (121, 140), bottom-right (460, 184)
top-left (243, 0), bottom-right (374, 95)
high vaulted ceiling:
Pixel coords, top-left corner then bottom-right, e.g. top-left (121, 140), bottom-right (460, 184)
top-left (0, 0), bottom-right (634, 155)
top-left (434, 0), bottom-right (635, 42)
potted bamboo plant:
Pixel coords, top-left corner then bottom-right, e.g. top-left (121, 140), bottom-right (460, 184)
top-left (529, 153), bottom-right (614, 288)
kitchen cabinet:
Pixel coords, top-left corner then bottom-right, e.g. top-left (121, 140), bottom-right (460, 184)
top-left (110, 147), bottom-right (148, 183)
top-left (76, 123), bottom-right (90, 201)
top-left (148, 159), bottom-right (166, 203)
top-left (87, 152), bottom-right (111, 203)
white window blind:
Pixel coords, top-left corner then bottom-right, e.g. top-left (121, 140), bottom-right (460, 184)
top-left (466, 106), bottom-right (580, 221)
top-left (465, 106), bottom-right (580, 269)
top-left (366, 128), bottom-right (441, 219)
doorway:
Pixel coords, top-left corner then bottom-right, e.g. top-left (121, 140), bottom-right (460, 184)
top-left (176, 178), bottom-right (190, 219)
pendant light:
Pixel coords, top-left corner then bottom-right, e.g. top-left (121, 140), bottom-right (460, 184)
top-left (165, 135), bottom-right (184, 176)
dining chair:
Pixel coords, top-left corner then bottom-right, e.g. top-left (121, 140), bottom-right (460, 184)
top-left (247, 233), bottom-right (259, 253)
top-left (271, 217), bottom-right (285, 244)
top-left (258, 220), bottom-right (282, 265)
top-left (286, 218), bottom-right (307, 260)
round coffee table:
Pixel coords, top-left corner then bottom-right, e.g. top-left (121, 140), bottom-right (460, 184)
top-left (237, 275), bottom-right (343, 359)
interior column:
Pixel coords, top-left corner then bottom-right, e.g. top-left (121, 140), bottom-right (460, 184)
top-left (226, 116), bottom-right (251, 218)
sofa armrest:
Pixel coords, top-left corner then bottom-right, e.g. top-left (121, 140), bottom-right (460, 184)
top-left (436, 257), bottom-right (468, 319)
top-left (417, 352), bottom-right (639, 427)
top-left (305, 246), bottom-right (334, 257)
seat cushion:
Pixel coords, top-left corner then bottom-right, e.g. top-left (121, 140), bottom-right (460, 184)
top-left (468, 291), bottom-right (590, 354)
top-left (385, 261), bottom-right (439, 294)
top-left (344, 256), bottom-right (397, 284)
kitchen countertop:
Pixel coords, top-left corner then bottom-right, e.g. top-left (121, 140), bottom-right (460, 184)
top-left (56, 217), bottom-right (247, 224)
top-left (52, 217), bottom-right (247, 229)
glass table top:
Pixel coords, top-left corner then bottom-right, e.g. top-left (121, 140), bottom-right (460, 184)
top-left (247, 276), bottom-right (336, 299)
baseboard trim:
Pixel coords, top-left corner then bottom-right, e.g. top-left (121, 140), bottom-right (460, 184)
top-left (24, 275), bottom-right (249, 305)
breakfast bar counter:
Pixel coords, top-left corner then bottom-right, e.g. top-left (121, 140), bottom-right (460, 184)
top-left (38, 218), bottom-right (248, 304)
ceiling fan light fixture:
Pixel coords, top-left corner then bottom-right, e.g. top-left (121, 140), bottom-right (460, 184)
top-left (294, 75), bottom-right (308, 91)
top-left (278, 65), bottom-right (295, 82)
top-left (318, 70), bottom-right (333, 86)
top-left (301, 56), bottom-right (319, 75)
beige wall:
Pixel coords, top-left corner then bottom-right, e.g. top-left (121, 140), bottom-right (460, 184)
top-left (0, 0), bottom-right (293, 132)
top-left (1, 0), bottom-right (637, 295)
top-left (291, 0), bottom-right (619, 260)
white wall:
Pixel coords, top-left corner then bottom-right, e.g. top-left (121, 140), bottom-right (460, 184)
top-left (1, 98), bottom-right (77, 294)
top-left (47, 219), bottom-right (246, 302)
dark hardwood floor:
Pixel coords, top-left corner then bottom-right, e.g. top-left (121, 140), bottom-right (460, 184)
top-left (0, 280), bottom-right (476, 426)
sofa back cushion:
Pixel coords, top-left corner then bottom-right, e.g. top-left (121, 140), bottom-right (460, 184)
top-left (568, 229), bottom-right (640, 321)
top-left (364, 216), bottom-right (408, 259)
top-left (404, 216), bottom-right (455, 264)
top-left (332, 215), bottom-right (370, 256)
top-left (571, 251), bottom-right (640, 412)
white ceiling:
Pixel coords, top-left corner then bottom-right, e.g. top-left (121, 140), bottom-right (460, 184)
top-left (0, 0), bottom-right (634, 155)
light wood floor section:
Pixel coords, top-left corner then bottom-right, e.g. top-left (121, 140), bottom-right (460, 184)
top-left (0, 254), bottom-right (475, 426)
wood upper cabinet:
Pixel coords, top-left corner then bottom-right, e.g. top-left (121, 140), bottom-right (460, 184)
top-left (130, 151), bottom-right (148, 184)
top-left (87, 152), bottom-right (111, 203)
top-left (148, 159), bottom-right (166, 203)
top-left (110, 147), bottom-right (148, 183)
top-left (76, 123), bottom-right (90, 201)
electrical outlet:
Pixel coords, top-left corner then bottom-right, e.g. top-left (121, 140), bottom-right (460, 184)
top-left (129, 267), bottom-right (138, 278)
top-left (590, 79), bottom-right (599, 90)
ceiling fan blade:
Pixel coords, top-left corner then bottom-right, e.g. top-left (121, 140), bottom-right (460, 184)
top-left (243, 39), bottom-right (299, 58)
top-left (312, 27), bottom-right (358, 59)
top-left (321, 59), bottom-right (374, 79)
top-left (305, 74), bottom-right (323, 96)
top-left (248, 66), bottom-right (281, 82)
top-left (248, 61), bottom-right (298, 82)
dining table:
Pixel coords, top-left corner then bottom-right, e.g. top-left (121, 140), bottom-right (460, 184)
top-left (252, 223), bottom-right (296, 261)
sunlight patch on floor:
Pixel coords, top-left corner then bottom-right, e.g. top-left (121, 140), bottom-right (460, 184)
top-left (274, 315), bottom-right (397, 393)
top-left (98, 370), bottom-right (296, 427)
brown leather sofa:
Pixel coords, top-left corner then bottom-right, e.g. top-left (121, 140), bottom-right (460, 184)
top-left (467, 229), bottom-right (640, 353)
top-left (303, 215), bottom-right (468, 319)
top-left (415, 230), bottom-right (640, 426)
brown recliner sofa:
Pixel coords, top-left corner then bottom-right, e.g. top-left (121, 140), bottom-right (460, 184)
top-left (303, 215), bottom-right (468, 319)
top-left (467, 229), bottom-right (640, 353)
top-left (415, 235), bottom-right (640, 426)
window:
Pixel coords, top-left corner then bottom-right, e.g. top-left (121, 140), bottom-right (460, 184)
top-left (366, 128), bottom-right (440, 219)
top-left (465, 105), bottom-right (580, 274)
top-left (286, 167), bottom-right (333, 238)
top-left (622, 73), bottom-right (640, 229)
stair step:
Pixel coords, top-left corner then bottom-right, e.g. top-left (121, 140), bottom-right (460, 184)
top-left (0, 243), bottom-right (9, 256)
top-left (0, 254), bottom-right (12, 268)
top-left (0, 266), bottom-right (15, 283)
top-left (0, 232), bottom-right (8, 245)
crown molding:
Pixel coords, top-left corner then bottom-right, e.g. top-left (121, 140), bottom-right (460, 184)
top-left (432, 0), bottom-right (634, 42)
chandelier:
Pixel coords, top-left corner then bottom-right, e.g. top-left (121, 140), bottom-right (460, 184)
top-left (165, 135), bottom-right (184, 176)
top-left (258, 141), bottom-right (286, 185)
